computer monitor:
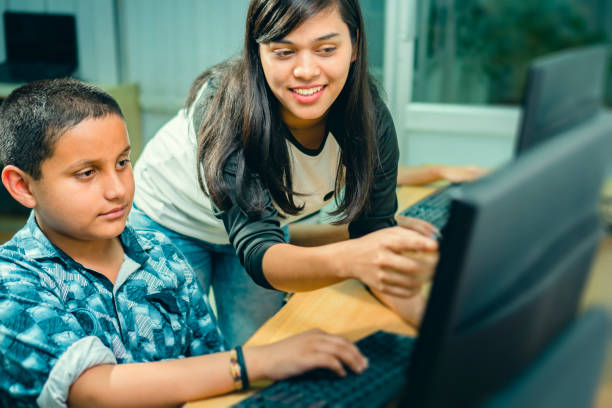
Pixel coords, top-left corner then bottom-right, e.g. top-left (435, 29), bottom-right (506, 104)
top-left (0, 11), bottom-right (78, 82)
top-left (399, 113), bottom-right (612, 407)
top-left (514, 44), bottom-right (609, 155)
top-left (4, 12), bottom-right (77, 65)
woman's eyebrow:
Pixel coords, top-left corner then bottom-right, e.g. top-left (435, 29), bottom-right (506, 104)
top-left (272, 33), bottom-right (340, 44)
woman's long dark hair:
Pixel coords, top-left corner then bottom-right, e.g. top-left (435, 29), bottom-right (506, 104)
top-left (191, 0), bottom-right (377, 223)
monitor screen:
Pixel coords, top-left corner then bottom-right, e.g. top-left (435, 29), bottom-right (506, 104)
top-left (401, 112), bottom-right (612, 407)
top-left (514, 44), bottom-right (609, 155)
top-left (4, 11), bottom-right (77, 66)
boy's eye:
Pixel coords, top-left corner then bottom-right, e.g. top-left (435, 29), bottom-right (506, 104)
top-left (117, 158), bottom-right (131, 168)
top-left (75, 169), bottom-right (95, 179)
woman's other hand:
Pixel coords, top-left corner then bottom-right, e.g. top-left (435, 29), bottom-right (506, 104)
top-left (397, 164), bottom-right (487, 186)
top-left (435, 165), bottom-right (486, 184)
top-left (369, 289), bottom-right (428, 327)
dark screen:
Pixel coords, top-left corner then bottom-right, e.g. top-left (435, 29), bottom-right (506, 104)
top-left (4, 11), bottom-right (77, 66)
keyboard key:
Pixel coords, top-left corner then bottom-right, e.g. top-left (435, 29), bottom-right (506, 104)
top-left (401, 188), bottom-right (453, 230)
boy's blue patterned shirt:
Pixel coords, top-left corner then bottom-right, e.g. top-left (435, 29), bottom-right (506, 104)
top-left (0, 213), bottom-right (225, 407)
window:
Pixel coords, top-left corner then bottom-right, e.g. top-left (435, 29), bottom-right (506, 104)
top-left (362, 0), bottom-right (386, 83)
top-left (382, 0), bottom-right (612, 168)
top-left (412, 0), bottom-right (611, 106)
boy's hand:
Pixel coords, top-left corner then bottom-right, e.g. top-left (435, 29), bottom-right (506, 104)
top-left (246, 329), bottom-right (368, 382)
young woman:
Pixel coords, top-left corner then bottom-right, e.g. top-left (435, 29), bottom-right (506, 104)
top-left (132, 0), bottom-right (439, 347)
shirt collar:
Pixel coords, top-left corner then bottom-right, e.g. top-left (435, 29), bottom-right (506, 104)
top-left (21, 211), bottom-right (152, 265)
top-left (119, 222), bottom-right (152, 264)
top-left (20, 212), bottom-right (61, 260)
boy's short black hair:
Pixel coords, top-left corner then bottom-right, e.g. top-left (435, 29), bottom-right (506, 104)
top-left (0, 78), bottom-right (124, 179)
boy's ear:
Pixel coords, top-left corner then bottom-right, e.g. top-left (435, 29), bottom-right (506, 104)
top-left (1, 165), bottom-right (37, 208)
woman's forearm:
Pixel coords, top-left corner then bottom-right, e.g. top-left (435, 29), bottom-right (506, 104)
top-left (262, 243), bottom-right (347, 292)
top-left (288, 223), bottom-right (349, 247)
top-left (262, 227), bottom-right (437, 296)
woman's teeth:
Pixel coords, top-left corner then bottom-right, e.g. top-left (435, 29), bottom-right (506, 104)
top-left (293, 85), bottom-right (324, 96)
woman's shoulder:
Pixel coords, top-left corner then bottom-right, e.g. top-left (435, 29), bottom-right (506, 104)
top-left (187, 72), bottom-right (222, 135)
top-left (187, 59), bottom-right (241, 133)
top-left (368, 81), bottom-right (392, 120)
top-left (366, 84), bottom-right (395, 144)
top-left (190, 72), bottom-right (222, 110)
top-left (188, 58), bottom-right (240, 106)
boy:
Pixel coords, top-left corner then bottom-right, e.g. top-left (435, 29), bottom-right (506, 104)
top-left (0, 79), bottom-right (367, 407)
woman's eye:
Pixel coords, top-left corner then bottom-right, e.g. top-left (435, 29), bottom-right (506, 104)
top-left (273, 49), bottom-right (294, 58)
top-left (117, 158), bottom-right (131, 168)
top-left (318, 46), bottom-right (337, 55)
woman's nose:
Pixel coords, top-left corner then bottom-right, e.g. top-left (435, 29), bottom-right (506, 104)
top-left (293, 52), bottom-right (320, 80)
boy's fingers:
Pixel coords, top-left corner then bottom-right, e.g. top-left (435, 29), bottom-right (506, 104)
top-left (314, 335), bottom-right (368, 374)
top-left (311, 353), bottom-right (347, 377)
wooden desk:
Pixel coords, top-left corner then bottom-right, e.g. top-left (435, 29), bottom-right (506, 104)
top-left (186, 185), bottom-right (436, 407)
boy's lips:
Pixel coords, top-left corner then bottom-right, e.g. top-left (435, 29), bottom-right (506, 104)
top-left (99, 205), bottom-right (127, 220)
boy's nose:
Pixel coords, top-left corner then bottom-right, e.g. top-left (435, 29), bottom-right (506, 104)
top-left (103, 172), bottom-right (126, 200)
top-left (293, 53), bottom-right (320, 80)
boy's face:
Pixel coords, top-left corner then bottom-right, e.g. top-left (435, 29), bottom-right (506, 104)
top-left (29, 114), bottom-right (134, 244)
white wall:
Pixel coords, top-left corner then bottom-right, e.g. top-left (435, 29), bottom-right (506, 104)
top-left (400, 129), bottom-right (515, 169)
top-left (118, 0), bottom-right (248, 143)
top-left (397, 104), bottom-right (520, 169)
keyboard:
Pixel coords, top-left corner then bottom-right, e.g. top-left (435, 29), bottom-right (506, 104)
top-left (233, 331), bottom-right (416, 408)
top-left (400, 187), bottom-right (454, 231)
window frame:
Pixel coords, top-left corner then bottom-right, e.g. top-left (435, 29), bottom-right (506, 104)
top-left (383, 0), bottom-right (520, 162)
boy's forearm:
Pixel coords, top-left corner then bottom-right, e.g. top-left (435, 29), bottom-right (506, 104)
top-left (68, 350), bottom-right (268, 407)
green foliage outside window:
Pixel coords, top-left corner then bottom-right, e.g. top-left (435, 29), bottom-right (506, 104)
top-left (414, 0), bottom-right (611, 106)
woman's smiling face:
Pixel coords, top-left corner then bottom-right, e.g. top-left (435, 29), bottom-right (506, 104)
top-left (258, 5), bottom-right (357, 130)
